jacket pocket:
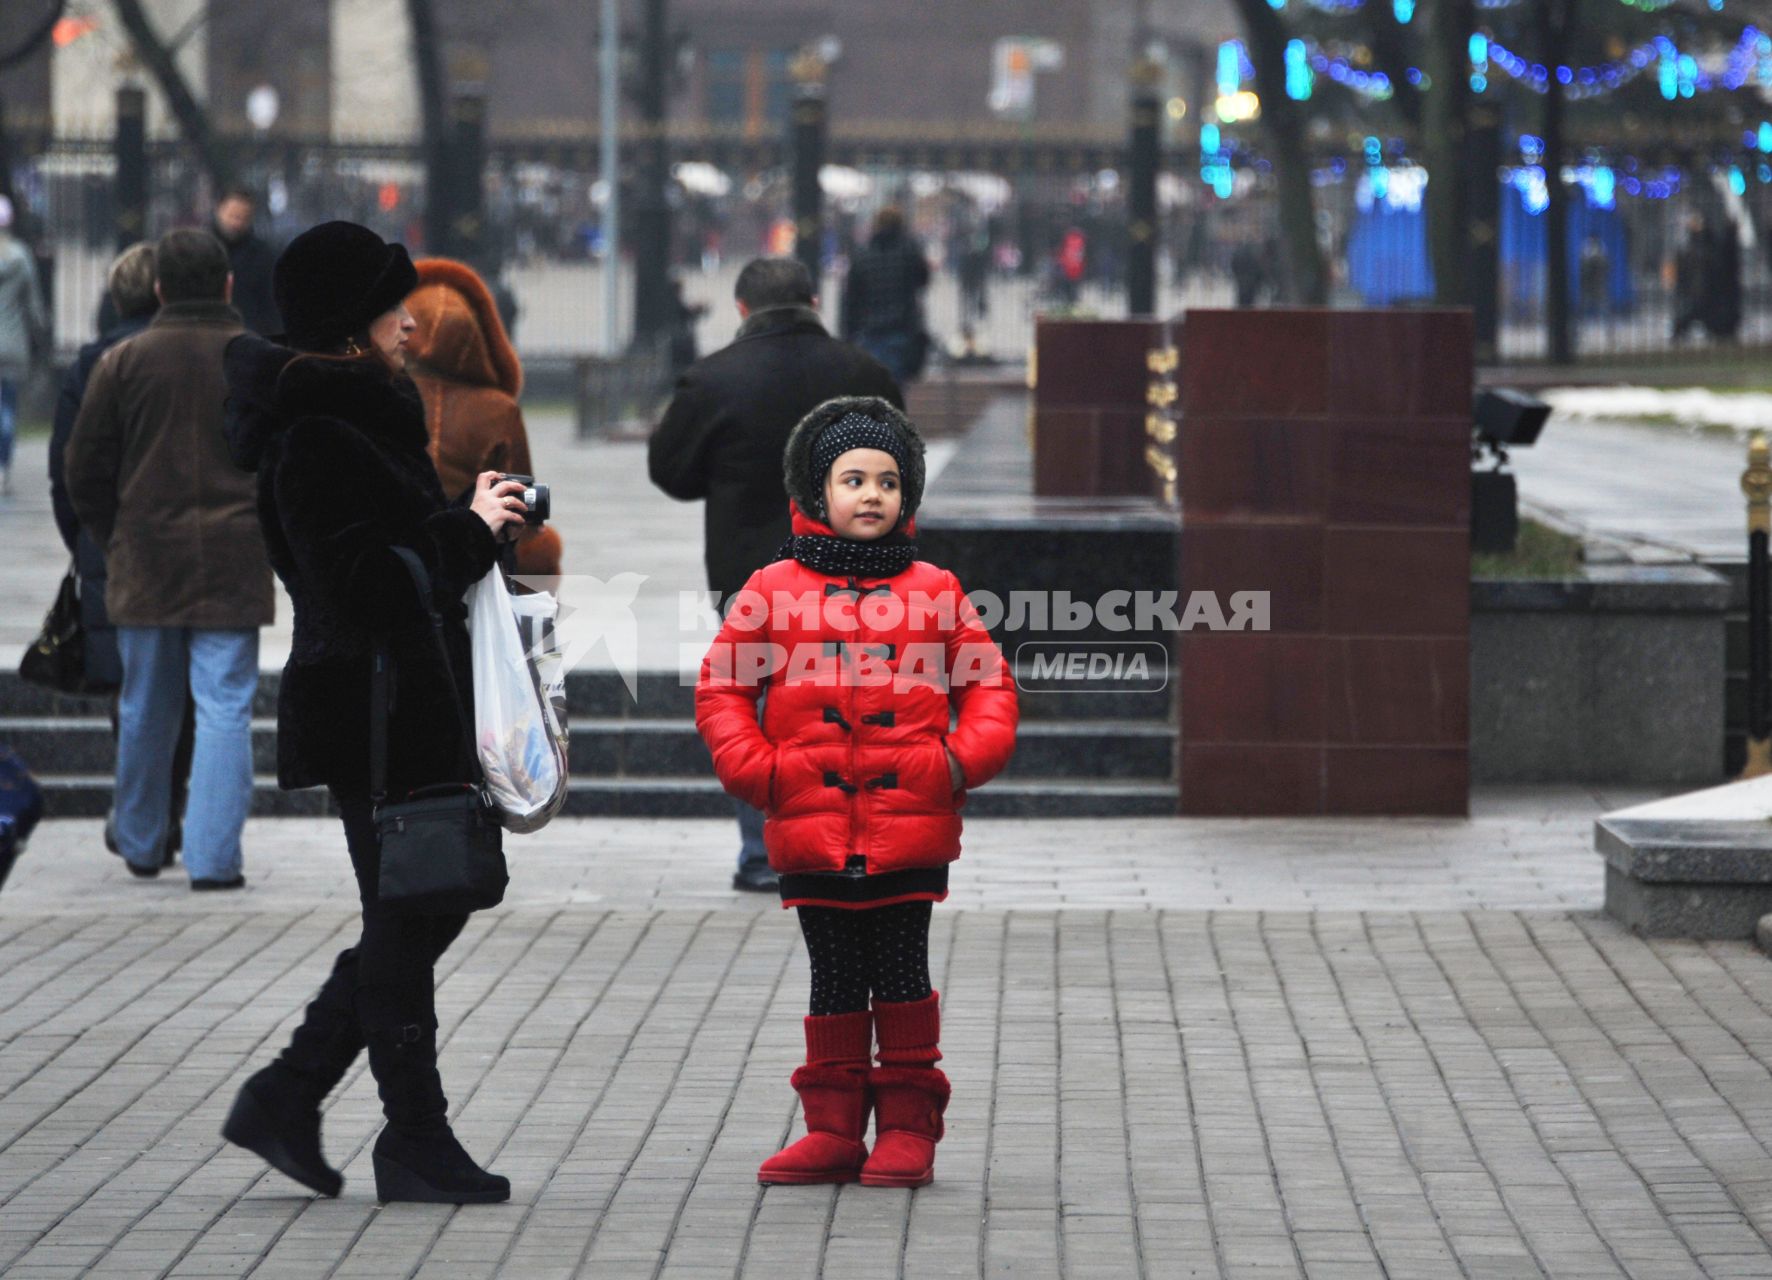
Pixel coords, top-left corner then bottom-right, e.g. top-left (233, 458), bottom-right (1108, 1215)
top-left (870, 739), bottom-right (956, 817)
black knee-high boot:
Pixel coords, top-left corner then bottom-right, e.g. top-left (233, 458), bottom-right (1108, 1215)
top-left (222, 947), bottom-right (365, 1197)
top-left (356, 982), bottom-right (509, 1204)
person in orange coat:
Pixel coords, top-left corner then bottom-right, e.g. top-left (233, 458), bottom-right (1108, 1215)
top-left (405, 258), bottom-right (562, 577)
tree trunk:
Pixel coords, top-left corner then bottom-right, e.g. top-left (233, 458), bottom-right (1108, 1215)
top-left (1424, 0), bottom-right (1474, 306)
top-left (631, 0), bottom-right (673, 343)
top-left (109, 0), bottom-right (231, 190)
top-left (1229, 0), bottom-right (1327, 304)
top-left (1538, 0), bottom-right (1573, 362)
top-left (405, 0), bottom-right (451, 255)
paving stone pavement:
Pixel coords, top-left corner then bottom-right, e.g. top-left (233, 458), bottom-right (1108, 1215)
top-left (6, 788), bottom-right (1772, 1278)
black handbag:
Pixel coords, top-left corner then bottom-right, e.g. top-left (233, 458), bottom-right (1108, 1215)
top-left (18, 562), bottom-right (117, 696)
top-left (370, 547), bottom-right (507, 915)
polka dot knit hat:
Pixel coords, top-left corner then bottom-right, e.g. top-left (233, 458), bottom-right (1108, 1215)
top-left (810, 412), bottom-right (913, 498)
top-left (783, 395), bottom-right (927, 524)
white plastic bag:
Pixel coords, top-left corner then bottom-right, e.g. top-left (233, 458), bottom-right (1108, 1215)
top-left (466, 566), bottom-right (569, 833)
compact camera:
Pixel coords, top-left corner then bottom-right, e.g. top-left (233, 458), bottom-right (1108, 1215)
top-left (498, 474), bottom-right (550, 525)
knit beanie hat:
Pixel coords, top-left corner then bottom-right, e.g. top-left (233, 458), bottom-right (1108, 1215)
top-left (273, 220), bottom-right (418, 352)
top-left (783, 396), bottom-right (927, 522)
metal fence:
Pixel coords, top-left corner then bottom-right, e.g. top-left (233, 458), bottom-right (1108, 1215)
top-left (18, 132), bottom-right (1772, 369)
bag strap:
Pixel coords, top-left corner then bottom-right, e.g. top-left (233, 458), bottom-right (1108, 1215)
top-left (371, 546), bottom-right (481, 806)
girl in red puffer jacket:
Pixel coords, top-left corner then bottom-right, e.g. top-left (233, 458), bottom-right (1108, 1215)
top-left (696, 396), bottom-right (1018, 1189)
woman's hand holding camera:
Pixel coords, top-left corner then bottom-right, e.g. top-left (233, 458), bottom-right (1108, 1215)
top-left (471, 471), bottom-right (527, 542)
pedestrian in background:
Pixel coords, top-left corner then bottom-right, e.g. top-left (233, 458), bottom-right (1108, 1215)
top-left (0, 195), bottom-right (48, 497)
top-left (1672, 211), bottom-right (1711, 341)
top-left (1231, 237), bottom-right (1267, 307)
top-left (650, 257), bottom-right (902, 893)
top-left (841, 208), bottom-right (931, 383)
top-left (212, 187), bottom-right (281, 336)
top-left (64, 229), bottom-right (272, 888)
top-left (50, 243), bottom-right (159, 690)
top-left (1706, 214), bottom-right (1743, 341)
top-left (48, 243), bottom-right (196, 863)
top-left (696, 396), bottom-right (1019, 1189)
top-left (405, 257), bottom-right (562, 577)
top-left (1579, 234), bottom-right (1610, 321)
top-left (221, 221), bottom-right (525, 1205)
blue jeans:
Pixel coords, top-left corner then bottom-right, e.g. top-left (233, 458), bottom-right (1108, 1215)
top-left (0, 377), bottom-right (16, 471)
top-left (735, 797), bottom-right (767, 874)
top-left (857, 331), bottom-right (915, 384)
top-left (115, 627), bottom-right (258, 880)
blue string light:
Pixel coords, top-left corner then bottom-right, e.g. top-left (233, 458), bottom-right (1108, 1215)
top-left (1471, 27), bottom-right (1770, 102)
top-left (1217, 42), bottom-right (1241, 96)
top-left (1306, 46), bottom-right (1393, 99)
top-left (1285, 40), bottom-right (1314, 100)
top-left (1482, 37), bottom-right (1659, 99)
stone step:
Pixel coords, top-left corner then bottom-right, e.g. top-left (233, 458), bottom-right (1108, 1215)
top-left (1, 715), bottom-right (1176, 781)
top-left (33, 774), bottom-right (1177, 820)
top-left (0, 669), bottom-right (1173, 723)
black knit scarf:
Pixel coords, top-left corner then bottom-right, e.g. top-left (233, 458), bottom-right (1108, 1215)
top-left (778, 528), bottom-right (918, 578)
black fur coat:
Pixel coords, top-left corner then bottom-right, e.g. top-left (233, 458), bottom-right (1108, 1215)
top-left (224, 335), bottom-right (499, 796)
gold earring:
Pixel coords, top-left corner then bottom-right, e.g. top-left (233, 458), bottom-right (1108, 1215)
top-left (342, 336), bottom-right (363, 356)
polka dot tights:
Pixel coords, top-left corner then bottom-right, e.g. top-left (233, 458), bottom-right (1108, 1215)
top-left (797, 903), bottom-right (933, 1016)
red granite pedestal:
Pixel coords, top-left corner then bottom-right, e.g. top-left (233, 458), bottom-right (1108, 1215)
top-left (1177, 309), bottom-right (1472, 816)
top-left (1032, 317), bottom-right (1165, 498)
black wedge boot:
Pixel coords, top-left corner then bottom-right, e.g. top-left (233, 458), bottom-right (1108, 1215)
top-left (223, 948), bottom-right (365, 1197)
top-left (358, 984), bottom-right (509, 1205)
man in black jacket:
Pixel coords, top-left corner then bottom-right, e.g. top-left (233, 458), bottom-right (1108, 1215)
top-left (213, 188), bottom-right (281, 336)
top-left (840, 207), bottom-right (932, 383)
top-left (649, 256), bottom-right (902, 891)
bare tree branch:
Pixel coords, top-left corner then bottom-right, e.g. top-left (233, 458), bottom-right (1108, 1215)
top-left (406, 0), bottom-right (452, 254)
top-left (1229, 0), bottom-right (1328, 304)
top-left (1361, 6), bottom-right (1424, 129)
top-left (109, 0), bottom-right (233, 188)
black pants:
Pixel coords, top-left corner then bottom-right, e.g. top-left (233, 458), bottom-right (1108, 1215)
top-left (272, 789), bottom-right (467, 1115)
top-left (797, 902), bottom-right (933, 1016)
top-left (333, 789), bottom-right (468, 985)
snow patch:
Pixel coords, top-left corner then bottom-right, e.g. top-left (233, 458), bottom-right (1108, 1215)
top-left (1541, 386), bottom-right (1772, 434)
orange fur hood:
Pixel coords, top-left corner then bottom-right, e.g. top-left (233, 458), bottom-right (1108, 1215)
top-left (405, 258), bottom-right (522, 397)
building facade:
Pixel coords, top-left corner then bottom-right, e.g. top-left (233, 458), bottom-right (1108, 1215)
top-left (1, 0), bottom-right (1233, 143)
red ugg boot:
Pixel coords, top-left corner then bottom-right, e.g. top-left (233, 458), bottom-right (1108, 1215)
top-left (758, 1011), bottom-right (873, 1185)
top-left (862, 992), bottom-right (950, 1188)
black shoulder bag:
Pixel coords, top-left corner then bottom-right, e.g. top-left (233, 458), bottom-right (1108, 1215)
top-left (370, 547), bottom-right (507, 915)
top-left (19, 561), bottom-right (116, 696)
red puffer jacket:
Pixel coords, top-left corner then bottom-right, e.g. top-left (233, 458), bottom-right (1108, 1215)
top-left (696, 505), bottom-right (1019, 875)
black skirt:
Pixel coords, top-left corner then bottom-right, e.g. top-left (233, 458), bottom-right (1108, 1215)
top-left (778, 854), bottom-right (949, 910)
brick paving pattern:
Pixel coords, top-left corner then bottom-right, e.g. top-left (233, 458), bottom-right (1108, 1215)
top-left (7, 389), bottom-right (1770, 1274)
top-left (3, 793), bottom-right (1772, 1278)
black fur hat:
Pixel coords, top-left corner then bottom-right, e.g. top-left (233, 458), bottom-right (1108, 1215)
top-left (273, 220), bottom-right (418, 352)
top-left (783, 396), bottom-right (927, 523)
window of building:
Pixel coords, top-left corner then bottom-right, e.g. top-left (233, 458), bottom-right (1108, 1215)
top-left (703, 46), bottom-right (796, 131)
top-left (706, 48), bottom-right (745, 123)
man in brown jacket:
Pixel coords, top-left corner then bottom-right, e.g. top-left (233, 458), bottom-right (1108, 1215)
top-left (66, 229), bottom-right (273, 889)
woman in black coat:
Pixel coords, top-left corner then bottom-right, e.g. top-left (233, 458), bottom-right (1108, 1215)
top-left (219, 221), bottom-right (527, 1204)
